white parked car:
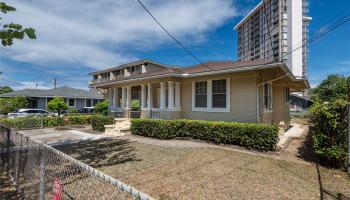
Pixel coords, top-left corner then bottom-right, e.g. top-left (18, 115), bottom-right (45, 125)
top-left (7, 109), bottom-right (52, 119)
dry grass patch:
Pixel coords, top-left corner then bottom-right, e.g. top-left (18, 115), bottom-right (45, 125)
top-left (56, 138), bottom-right (350, 200)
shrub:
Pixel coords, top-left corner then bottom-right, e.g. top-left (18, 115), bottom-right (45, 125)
top-left (91, 115), bottom-right (114, 132)
top-left (47, 96), bottom-right (68, 117)
top-left (130, 119), bottom-right (279, 151)
top-left (131, 100), bottom-right (140, 109)
top-left (67, 108), bottom-right (78, 113)
top-left (0, 116), bottom-right (64, 130)
top-left (44, 117), bottom-right (65, 127)
top-left (310, 99), bottom-right (348, 168)
top-left (64, 115), bottom-right (94, 126)
top-left (94, 100), bottom-right (109, 116)
top-left (0, 96), bottom-right (29, 114)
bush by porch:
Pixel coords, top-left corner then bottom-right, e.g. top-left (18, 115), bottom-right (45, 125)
top-left (130, 119), bottom-right (279, 151)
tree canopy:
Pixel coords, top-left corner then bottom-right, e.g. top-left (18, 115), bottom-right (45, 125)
top-left (0, 2), bottom-right (36, 46)
top-left (0, 86), bottom-right (13, 94)
top-left (47, 96), bottom-right (68, 117)
top-left (0, 96), bottom-right (28, 114)
top-left (311, 74), bottom-right (349, 102)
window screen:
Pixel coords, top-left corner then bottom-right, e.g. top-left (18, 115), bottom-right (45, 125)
top-left (212, 79), bottom-right (227, 108)
top-left (195, 81), bottom-right (207, 108)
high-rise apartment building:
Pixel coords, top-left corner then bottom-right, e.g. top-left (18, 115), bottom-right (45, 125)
top-left (234, 0), bottom-right (311, 78)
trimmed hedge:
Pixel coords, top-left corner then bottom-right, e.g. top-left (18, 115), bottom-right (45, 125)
top-left (91, 115), bottom-right (114, 132)
top-left (130, 119), bottom-right (279, 151)
top-left (0, 114), bottom-right (105, 130)
top-left (65, 115), bottom-right (95, 125)
top-left (0, 117), bottom-right (64, 130)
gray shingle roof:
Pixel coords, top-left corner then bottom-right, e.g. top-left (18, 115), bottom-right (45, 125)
top-left (0, 86), bottom-right (104, 99)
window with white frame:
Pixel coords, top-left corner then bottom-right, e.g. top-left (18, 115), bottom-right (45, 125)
top-left (212, 79), bottom-right (227, 108)
top-left (264, 82), bottom-right (272, 110)
top-left (285, 87), bottom-right (290, 103)
top-left (85, 99), bottom-right (92, 107)
top-left (195, 81), bottom-right (207, 108)
top-left (68, 98), bottom-right (75, 107)
top-left (193, 78), bottom-right (230, 112)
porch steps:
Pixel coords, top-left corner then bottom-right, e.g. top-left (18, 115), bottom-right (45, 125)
top-left (104, 118), bottom-right (131, 137)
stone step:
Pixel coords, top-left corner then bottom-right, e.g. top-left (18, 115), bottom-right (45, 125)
top-left (104, 118), bottom-right (131, 137)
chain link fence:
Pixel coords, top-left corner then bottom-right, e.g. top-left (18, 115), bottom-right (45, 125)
top-left (0, 126), bottom-right (153, 200)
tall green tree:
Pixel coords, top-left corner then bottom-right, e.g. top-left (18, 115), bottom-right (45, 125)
top-left (311, 74), bottom-right (349, 102)
top-left (47, 96), bottom-right (68, 117)
top-left (0, 96), bottom-right (28, 114)
top-left (0, 2), bottom-right (36, 46)
top-left (0, 86), bottom-right (13, 94)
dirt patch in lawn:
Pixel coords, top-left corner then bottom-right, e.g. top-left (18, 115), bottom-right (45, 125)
top-left (56, 138), bottom-right (350, 200)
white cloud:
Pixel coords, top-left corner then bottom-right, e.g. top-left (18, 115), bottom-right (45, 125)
top-left (2, 0), bottom-right (238, 70)
top-left (339, 60), bottom-right (350, 65)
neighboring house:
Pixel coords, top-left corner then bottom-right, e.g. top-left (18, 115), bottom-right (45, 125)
top-left (289, 94), bottom-right (313, 112)
top-left (0, 86), bottom-right (105, 112)
top-left (89, 59), bottom-right (309, 130)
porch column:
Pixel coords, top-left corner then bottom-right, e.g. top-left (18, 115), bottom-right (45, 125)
top-left (141, 84), bottom-right (146, 108)
top-left (109, 88), bottom-right (113, 109)
top-left (121, 87), bottom-right (126, 108)
top-left (160, 82), bottom-right (166, 109)
top-left (168, 81), bottom-right (174, 110)
top-left (113, 88), bottom-right (117, 107)
top-left (175, 82), bottom-right (181, 109)
top-left (126, 86), bottom-right (131, 108)
top-left (147, 83), bottom-right (153, 110)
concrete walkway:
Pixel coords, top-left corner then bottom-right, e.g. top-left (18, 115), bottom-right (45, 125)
top-left (19, 127), bottom-right (110, 146)
top-left (277, 123), bottom-right (308, 149)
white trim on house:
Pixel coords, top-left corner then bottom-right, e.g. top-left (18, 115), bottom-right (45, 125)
top-left (192, 78), bottom-right (230, 113)
top-left (263, 82), bottom-right (273, 112)
top-left (85, 98), bottom-right (93, 108)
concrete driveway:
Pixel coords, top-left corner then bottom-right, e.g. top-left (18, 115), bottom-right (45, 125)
top-left (19, 127), bottom-right (110, 146)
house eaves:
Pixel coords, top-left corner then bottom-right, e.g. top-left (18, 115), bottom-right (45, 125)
top-left (90, 62), bottom-right (309, 89)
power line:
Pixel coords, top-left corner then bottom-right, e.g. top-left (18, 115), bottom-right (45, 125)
top-left (282, 14), bottom-right (350, 61)
top-left (0, 77), bottom-right (24, 85)
top-left (136, 0), bottom-right (211, 69)
top-left (287, 7), bottom-right (350, 53)
top-left (256, 12), bottom-right (350, 72)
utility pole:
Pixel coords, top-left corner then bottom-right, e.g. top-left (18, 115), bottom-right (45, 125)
top-left (53, 78), bottom-right (57, 89)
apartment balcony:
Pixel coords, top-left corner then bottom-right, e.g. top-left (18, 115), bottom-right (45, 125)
top-left (89, 77), bottom-right (111, 85)
top-left (90, 71), bottom-right (143, 86)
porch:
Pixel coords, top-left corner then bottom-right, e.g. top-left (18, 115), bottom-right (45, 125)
top-left (107, 81), bottom-right (181, 119)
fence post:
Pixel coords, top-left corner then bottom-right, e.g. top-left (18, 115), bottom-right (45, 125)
top-left (39, 146), bottom-right (46, 200)
top-left (41, 114), bottom-right (44, 129)
top-left (5, 128), bottom-right (11, 171)
top-left (14, 132), bottom-right (20, 189)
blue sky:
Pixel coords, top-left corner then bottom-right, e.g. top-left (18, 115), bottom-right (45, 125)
top-left (0, 0), bottom-right (349, 90)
